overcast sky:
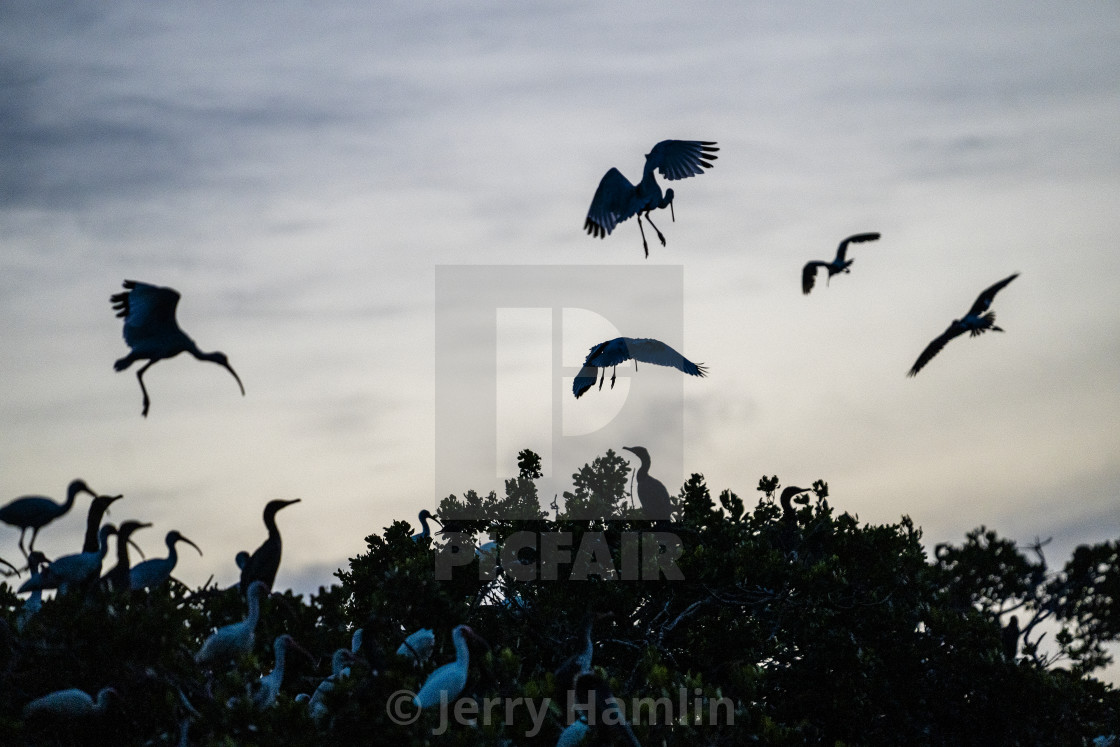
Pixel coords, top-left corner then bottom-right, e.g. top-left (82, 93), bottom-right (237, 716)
top-left (2, 1), bottom-right (1118, 669)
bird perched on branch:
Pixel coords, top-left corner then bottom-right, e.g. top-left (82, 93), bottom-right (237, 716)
top-left (23, 687), bottom-right (118, 719)
top-left (196, 580), bottom-right (269, 667)
top-left (585, 139), bottom-right (718, 257)
top-left (907, 273), bottom-right (1019, 377)
top-left (802, 232), bottom-right (881, 294)
top-left (239, 499), bottom-right (300, 595)
top-left (573, 337), bottom-right (706, 399)
top-left (622, 446), bottom-right (674, 521)
top-left (129, 530), bottom-right (202, 590)
top-left (413, 625), bottom-right (489, 709)
top-left (110, 280), bottom-right (244, 417)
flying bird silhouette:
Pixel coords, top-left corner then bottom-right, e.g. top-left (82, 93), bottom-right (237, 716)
top-left (573, 337), bottom-right (706, 399)
top-left (907, 273), bottom-right (1019, 377)
top-left (802, 232), bottom-right (881, 294)
top-left (585, 140), bottom-right (718, 257)
top-left (111, 280), bottom-right (244, 417)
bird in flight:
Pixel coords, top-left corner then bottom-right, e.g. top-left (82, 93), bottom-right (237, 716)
top-left (572, 337), bottom-right (706, 399)
top-left (907, 273), bottom-right (1019, 377)
top-left (584, 140), bottom-right (718, 257)
top-left (111, 280), bottom-right (244, 416)
top-left (802, 232), bottom-right (881, 294)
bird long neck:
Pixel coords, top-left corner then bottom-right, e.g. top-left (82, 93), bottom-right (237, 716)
top-left (577, 618), bottom-right (594, 671)
top-left (96, 527), bottom-right (114, 559)
top-left (452, 628), bottom-right (470, 668)
top-left (246, 587), bottom-right (264, 628)
top-left (273, 639), bottom-right (287, 675)
top-left (264, 509), bottom-right (283, 541)
top-left (166, 537), bottom-right (180, 567)
top-left (115, 533), bottom-right (132, 567)
top-left (83, 508), bottom-right (104, 553)
top-left (332, 648), bottom-right (350, 676)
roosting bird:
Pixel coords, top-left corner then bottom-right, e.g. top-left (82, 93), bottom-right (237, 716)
top-left (413, 625), bottom-right (489, 709)
top-left (110, 280), bottom-right (244, 417)
top-left (410, 510), bottom-right (438, 542)
top-left (572, 337), bottom-right (706, 399)
top-left (247, 634), bottom-right (312, 710)
top-left (82, 494), bottom-right (123, 553)
top-left (802, 232), bottom-right (881, 294)
top-left (20, 524), bottom-right (116, 594)
top-left (196, 580), bottom-right (269, 667)
top-left (239, 498), bottom-right (300, 595)
top-left (622, 446), bottom-right (673, 521)
top-left (907, 273), bottom-right (1019, 377)
top-left (103, 520), bottom-right (152, 593)
top-left (23, 687), bottom-right (118, 719)
top-left (129, 530), bottom-right (202, 590)
top-left (0, 479), bottom-right (96, 557)
top-left (397, 627), bottom-right (436, 666)
top-left (585, 140), bottom-right (719, 257)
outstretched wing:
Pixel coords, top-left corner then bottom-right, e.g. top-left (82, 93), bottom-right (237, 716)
top-left (907, 324), bottom-right (966, 377)
top-left (110, 280), bottom-right (182, 348)
top-left (572, 365), bottom-right (599, 399)
top-left (585, 168), bottom-right (638, 238)
top-left (647, 140), bottom-right (719, 181)
top-left (622, 338), bottom-right (707, 377)
top-left (802, 261), bottom-right (827, 294)
top-left (966, 273), bottom-right (1018, 317)
top-left (835, 232), bottom-right (880, 262)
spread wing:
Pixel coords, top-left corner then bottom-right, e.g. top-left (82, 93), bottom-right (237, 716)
top-left (835, 232), bottom-right (880, 262)
top-left (907, 324), bottom-right (966, 377)
top-left (647, 140), bottom-right (719, 181)
top-left (802, 261), bottom-right (828, 294)
top-left (966, 273), bottom-right (1018, 317)
top-left (110, 280), bottom-right (181, 348)
top-left (589, 337), bottom-right (707, 376)
top-left (584, 168), bottom-right (638, 238)
top-left (572, 365), bottom-right (599, 399)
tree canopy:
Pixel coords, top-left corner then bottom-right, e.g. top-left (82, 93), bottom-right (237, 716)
top-left (2, 449), bottom-right (1117, 745)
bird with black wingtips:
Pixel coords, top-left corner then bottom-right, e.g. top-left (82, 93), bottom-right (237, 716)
top-left (573, 337), bottom-right (706, 399)
top-left (802, 232), bottom-right (881, 294)
top-left (907, 273), bottom-right (1019, 377)
top-left (238, 498), bottom-right (300, 595)
top-left (110, 279), bottom-right (244, 417)
top-left (0, 479), bottom-right (97, 558)
top-left (103, 520), bottom-right (152, 593)
top-left (622, 446), bottom-right (673, 522)
top-left (129, 530), bottom-right (202, 590)
top-left (585, 140), bottom-right (718, 257)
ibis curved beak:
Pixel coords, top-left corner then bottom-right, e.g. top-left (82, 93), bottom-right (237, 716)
top-left (223, 362), bottom-right (245, 396)
top-left (180, 535), bottom-right (204, 557)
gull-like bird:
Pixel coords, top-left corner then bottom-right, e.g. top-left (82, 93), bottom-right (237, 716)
top-left (111, 280), bottom-right (244, 417)
top-left (907, 273), bottom-right (1019, 377)
top-left (573, 337), bottom-right (706, 399)
top-left (801, 232), bottom-right (881, 294)
top-left (585, 140), bottom-right (718, 257)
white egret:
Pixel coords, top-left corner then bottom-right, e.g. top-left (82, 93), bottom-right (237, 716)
top-left (413, 625), bottom-right (488, 709)
top-left (195, 580), bottom-right (268, 667)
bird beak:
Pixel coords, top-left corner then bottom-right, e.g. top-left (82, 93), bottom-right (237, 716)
top-left (222, 361), bottom-right (245, 396)
top-left (181, 536), bottom-right (204, 557)
top-left (129, 537), bottom-right (147, 560)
